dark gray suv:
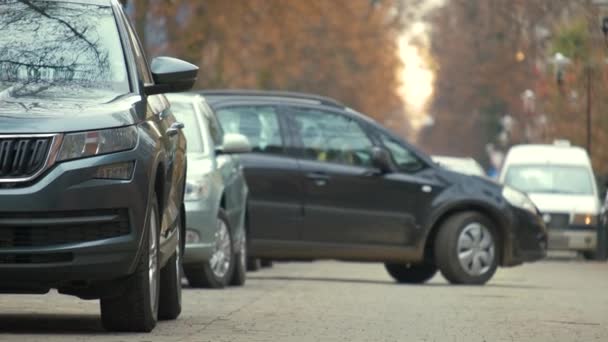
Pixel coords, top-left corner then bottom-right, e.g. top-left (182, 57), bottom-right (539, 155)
top-left (0, 0), bottom-right (197, 332)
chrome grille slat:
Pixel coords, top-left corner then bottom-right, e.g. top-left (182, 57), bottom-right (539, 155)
top-left (0, 135), bottom-right (55, 181)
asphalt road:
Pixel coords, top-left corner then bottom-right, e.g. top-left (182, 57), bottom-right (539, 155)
top-left (1, 258), bottom-right (607, 342)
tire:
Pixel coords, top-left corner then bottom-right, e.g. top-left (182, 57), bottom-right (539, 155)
top-left (581, 251), bottom-right (597, 260)
top-left (260, 259), bottom-right (273, 268)
top-left (100, 196), bottom-right (160, 332)
top-left (384, 263), bottom-right (437, 284)
top-left (434, 212), bottom-right (498, 285)
top-left (184, 209), bottom-right (234, 288)
top-left (247, 257), bottom-right (261, 271)
top-left (230, 232), bottom-right (247, 286)
top-left (158, 213), bottom-right (182, 320)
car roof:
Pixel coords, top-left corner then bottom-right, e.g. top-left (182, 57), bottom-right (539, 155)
top-left (503, 144), bottom-right (591, 166)
top-left (197, 89), bottom-right (345, 108)
top-left (43, 0), bottom-right (113, 5)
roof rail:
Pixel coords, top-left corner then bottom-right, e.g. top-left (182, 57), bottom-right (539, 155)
top-left (196, 89), bottom-right (345, 108)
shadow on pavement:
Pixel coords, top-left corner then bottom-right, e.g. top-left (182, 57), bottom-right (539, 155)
top-left (0, 313), bottom-right (104, 334)
top-left (248, 275), bottom-right (549, 290)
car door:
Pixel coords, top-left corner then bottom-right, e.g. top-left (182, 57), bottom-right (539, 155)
top-left (214, 104), bottom-right (304, 242)
top-left (286, 106), bottom-right (439, 247)
top-left (118, 7), bottom-right (185, 241)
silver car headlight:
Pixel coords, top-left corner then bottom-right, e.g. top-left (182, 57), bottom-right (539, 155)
top-left (502, 186), bottom-right (537, 214)
top-left (185, 175), bottom-right (212, 201)
top-left (57, 126), bottom-right (138, 161)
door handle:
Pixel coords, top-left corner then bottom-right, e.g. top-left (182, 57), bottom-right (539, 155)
top-left (166, 122), bottom-right (184, 137)
top-left (421, 185), bottom-right (432, 193)
top-left (306, 172), bottom-right (330, 186)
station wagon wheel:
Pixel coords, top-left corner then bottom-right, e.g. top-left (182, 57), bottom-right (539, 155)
top-left (434, 211), bottom-right (498, 285)
top-left (184, 209), bottom-right (235, 288)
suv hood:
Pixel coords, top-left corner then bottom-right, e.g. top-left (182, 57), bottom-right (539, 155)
top-left (528, 193), bottom-right (600, 214)
top-left (0, 92), bottom-right (143, 134)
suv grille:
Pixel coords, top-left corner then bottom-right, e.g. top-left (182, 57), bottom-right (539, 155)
top-left (0, 209), bottom-right (130, 248)
top-left (0, 136), bottom-right (52, 179)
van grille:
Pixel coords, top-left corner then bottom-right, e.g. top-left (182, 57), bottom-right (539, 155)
top-left (0, 136), bottom-right (52, 179)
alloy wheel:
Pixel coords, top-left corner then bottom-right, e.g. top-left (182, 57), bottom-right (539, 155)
top-left (209, 219), bottom-right (232, 279)
top-left (457, 222), bottom-right (495, 276)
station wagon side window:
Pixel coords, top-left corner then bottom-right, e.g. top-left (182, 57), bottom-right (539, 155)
top-left (378, 132), bottom-right (425, 173)
top-left (215, 106), bottom-right (284, 155)
top-left (289, 108), bottom-right (374, 168)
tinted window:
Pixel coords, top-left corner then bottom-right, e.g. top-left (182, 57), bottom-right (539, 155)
top-left (216, 106), bottom-right (283, 154)
top-left (505, 165), bottom-right (594, 195)
top-left (379, 133), bottom-right (425, 173)
top-left (170, 101), bottom-right (206, 153)
top-left (0, 1), bottom-right (129, 100)
top-left (291, 108), bottom-right (373, 167)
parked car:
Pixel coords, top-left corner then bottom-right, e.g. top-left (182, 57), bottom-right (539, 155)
top-left (432, 155), bottom-right (486, 177)
top-left (200, 90), bottom-right (547, 285)
top-left (499, 141), bottom-right (600, 259)
top-left (0, 0), bottom-right (198, 332)
top-left (166, 93), bottom-right (250, 288)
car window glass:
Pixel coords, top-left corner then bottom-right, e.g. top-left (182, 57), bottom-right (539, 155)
top-left (170, 101), bottom-right (206, 154)
top-left (0, 1), bottom-right (129, 100)
top-left (379, 133), bottom-right (425, 173)
top-left (291, 108), bottom-right (373, 167)
top-left (505, 165), bottom-right (594, 195)
top-left (216, 106), bottom-right (283, 154)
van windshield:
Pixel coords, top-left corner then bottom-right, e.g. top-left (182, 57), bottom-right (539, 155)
top-left (504, 165), bottom-right (594, 195)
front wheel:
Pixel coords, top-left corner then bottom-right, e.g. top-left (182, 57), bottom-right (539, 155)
top-left (434, 212), bottom-right (498, 285)
top-left (384, 263), bottom-right (437, 284)
top-left (184, 209), bottom-right (234, 288)
top-left (100, 196), bottom-right (160, 332)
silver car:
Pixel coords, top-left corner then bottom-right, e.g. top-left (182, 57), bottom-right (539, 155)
top-left (167, 93), bottom-right (250, 288)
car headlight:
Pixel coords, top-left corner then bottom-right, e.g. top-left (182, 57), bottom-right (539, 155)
top-left (185, 175), bottom-right (212, 201)
top-left (572, 213), bottom-right (598, 226)
top-left (57, 126), bottom-right (138, 162)
top-left (502, 186), bottom-right (537, 214)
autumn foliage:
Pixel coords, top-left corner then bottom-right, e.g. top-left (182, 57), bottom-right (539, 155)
top-left (127, 0), bottom-right (410, 136)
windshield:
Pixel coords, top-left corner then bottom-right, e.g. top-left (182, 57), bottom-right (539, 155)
top-left (170, 100), bottom-right (206, 154)
top-left (504, 164), bottom-right (594, 195)
top-left (0, 0), bottom-right (129, 100)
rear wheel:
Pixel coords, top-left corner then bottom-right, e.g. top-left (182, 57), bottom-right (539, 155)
top-left (100, 196), bottom-right (160, 332)
top-left (260, 259), bottom-right (273, 268)
top-left (158, 216), bottom-right (182, 320)
top-left (247, 257), bottom-right (262, 271)
top-left (435, 212), bottom-right (498, 285)
top-left (384, 263), bottom-right (437, 284)
top-left (184, 209), bottom-right (234, 288)
top-left (230, 233), bottom-right (247, 286)
top-left (581, 251), bottom-right (597, 260)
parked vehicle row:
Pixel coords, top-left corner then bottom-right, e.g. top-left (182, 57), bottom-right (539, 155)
top-left (0, 0), bottom-right (549, 334)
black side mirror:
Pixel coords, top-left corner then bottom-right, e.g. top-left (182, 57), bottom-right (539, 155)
top-left (371, 147), bottom-right (394, 174)
top-left (145, 57), bottom-right (198, 95)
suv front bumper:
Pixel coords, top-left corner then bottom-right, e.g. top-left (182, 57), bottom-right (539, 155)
top-left (0, 148), bottom-right (152, 293)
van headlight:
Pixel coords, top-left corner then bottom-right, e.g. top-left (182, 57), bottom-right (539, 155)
top-left (502, 186), bottom-right (537, 214)
top-left (57, 126), bottom-right (138, 161)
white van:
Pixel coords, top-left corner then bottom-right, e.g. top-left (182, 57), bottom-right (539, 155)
top-left (499, 141), bottom-right (599, 258)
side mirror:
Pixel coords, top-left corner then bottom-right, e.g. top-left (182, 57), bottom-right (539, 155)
top-left (217, 134), bottom-right (252, 154)
top-left (371, 147), bottom-right (393, 173)
top-left (145, 56), bottom-right (198, 95)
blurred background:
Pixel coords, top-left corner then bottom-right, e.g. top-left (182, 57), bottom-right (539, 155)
top-left (123, 0), bottom-right (608, 178)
